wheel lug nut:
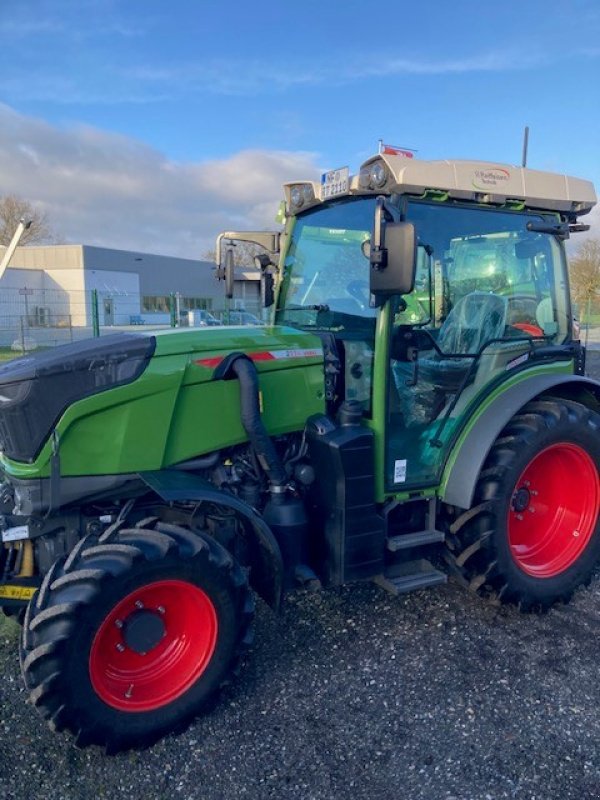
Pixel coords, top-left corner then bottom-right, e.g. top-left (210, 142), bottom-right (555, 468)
top-left (529, 507), bottom-right (535, 513)
top-left (134, 600), bottom-right (144, 609)
top-left (157, 605), bottom-right (166, 615)
top-left (116, 643), bottom-right (125, 652)
top-left (573, 530), bottom-right (580, 538)
top-left (531, 490), bottom-right (538, 496)
top-left (115, 619), bottom-right (123, 629)
top-left (517, 514), bottom-right (524, 521)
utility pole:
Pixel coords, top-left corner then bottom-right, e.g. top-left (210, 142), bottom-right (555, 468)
top-left (0, 218), bottom-right (32, 279)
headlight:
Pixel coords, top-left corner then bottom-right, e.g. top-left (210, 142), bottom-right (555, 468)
top-left (302, 184), bottom-right (315, 204)
top-left (289, 183), bottom-right (315, 210)
top-left (357, 160), bottom-right (389, 190)
top-left (370, 162), bottom-right (387, 188)
top-left (359, 167), bottom-right (371, 189)
top-left (290, 186), bottom-right (304, 208)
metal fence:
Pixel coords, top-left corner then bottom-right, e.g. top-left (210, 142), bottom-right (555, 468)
top-left (0, 287), bottom-right (264, 362)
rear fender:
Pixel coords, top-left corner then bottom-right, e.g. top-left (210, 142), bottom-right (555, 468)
top-left (441, 375), bottom-right (600, 510)
top-left (139, 470), bottom-right (283, 609)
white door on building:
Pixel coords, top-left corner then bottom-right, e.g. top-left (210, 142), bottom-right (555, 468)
top-left (103, 298), bottom-right (114, 326)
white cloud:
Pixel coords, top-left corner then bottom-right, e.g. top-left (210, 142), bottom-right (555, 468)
top-left (0, 104), bottom-right (321, 257)
top-left (107, 49), bottom-right (555, 100)
top-left (2, 47), bottom-right (578, 106)
top-left (1, 102), bottom-right (597, 263)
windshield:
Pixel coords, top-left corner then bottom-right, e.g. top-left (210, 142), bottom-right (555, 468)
top-left (276, 198), bottom-right (377, 328)
top-left (276, 195), bottom-right (570, 344)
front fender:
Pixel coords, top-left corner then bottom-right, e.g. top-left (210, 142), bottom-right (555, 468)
top-left (139, 469), bottom-right (283, 609)
top-left (441, 374), bottom-right (600, 510)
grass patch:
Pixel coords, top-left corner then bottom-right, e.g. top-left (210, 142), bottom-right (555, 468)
top-left (0, 611), bottom-right (21, 643)
top-left (0, 346), bottom-right (50, 363)
top-left (0, 348), bottom-right (18, 363)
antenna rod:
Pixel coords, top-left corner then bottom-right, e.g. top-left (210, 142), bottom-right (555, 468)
top-left (521, 125), bottom-right (529, 168)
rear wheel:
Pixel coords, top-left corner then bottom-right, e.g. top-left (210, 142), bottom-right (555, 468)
top-left (20, 521), bottom-right (254, 752)
top-left (445, 398), bottom-right (600, 610)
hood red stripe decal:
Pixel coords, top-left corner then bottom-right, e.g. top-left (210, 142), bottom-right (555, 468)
top-left (193, 347), bottom-right (322, 369)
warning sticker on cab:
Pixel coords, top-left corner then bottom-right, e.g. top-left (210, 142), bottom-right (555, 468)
top-left (0, 585), bottom-right (37, 601)
top-left (394, 459), bottom-right (407, 483)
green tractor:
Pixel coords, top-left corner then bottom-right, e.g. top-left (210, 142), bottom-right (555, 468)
top-left (1, 153), bottom-right (598, 751)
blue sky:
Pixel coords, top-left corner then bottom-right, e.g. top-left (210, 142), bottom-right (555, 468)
top-left (0, 0), bottom-right (599, 256)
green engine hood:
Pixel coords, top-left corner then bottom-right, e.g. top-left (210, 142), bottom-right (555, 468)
top-left (0, 325), bottom-right (325, 479)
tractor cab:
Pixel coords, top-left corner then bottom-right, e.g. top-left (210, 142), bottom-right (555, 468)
top-left (220, 154), bottom-right (593, 497)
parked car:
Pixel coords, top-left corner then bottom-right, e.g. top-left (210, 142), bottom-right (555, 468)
top-left (188, 310), bottom-right (222, 327)
top-left (226, 310), bottom-right (263, 326)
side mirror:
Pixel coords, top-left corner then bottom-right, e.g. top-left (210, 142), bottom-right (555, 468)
top-left (254, 253), bottom-right (276, 308)
top-left (215, 244), bottom-right (235, 299)
top-left (261, 272), bottom-right (275, 308)
top-left (369, 197), bottom-right (417, 305)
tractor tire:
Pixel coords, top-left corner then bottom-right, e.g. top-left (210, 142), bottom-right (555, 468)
top-left (20, 521), bottom-right (254, 752)
top-left (444, 397), bottom-right (600, 611)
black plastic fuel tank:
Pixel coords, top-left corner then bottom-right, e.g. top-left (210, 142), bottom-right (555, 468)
top-left (306, 405), bottom-right (385, 585)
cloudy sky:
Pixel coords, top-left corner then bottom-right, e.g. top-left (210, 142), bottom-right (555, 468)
top-left (1, 0), bottom-right (599, 257)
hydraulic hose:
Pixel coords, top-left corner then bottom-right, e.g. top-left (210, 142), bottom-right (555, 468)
top-left (229, 356), bottom-right (287, 488)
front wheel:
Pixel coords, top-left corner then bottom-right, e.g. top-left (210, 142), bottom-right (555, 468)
top-left (445, 398), bottom-right (600, 610)
top-left (21, 521), bottom-right (254, 752)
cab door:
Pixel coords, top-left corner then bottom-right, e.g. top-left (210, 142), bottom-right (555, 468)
top-left (383, 201), bottom-right (570, 493)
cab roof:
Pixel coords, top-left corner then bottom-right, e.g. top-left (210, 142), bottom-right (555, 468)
top-left (361, 153), bottom-right (597, 215)
top-left (285, 154), bottom-right (596, 217)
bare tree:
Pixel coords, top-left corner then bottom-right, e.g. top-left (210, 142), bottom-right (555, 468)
top-left (569, 238), bottom-right (600, 318)
top-left (0, 196), bottom-right (56, 247)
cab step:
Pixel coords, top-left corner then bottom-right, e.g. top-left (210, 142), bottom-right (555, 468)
top-left (374, 559), bottom-right (447, 596)
top-left (386, 529), bottom-right (445, 552)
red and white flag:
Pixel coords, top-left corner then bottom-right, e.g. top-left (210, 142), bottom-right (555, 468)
top-left (379, 142), bottom-right (415, 158)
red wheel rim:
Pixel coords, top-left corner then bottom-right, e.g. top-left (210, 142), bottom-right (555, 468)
top-left (89, 580), bottom-right (218, 712)
top-left (507, 443), bottom-right (600, 578)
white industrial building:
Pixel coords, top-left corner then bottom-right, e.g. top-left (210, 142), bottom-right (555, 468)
top-left (0, 244), bottom-right (261, 329)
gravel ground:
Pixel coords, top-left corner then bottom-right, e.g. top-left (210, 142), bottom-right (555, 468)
top-left (2, 354), bottom-right (600, 800)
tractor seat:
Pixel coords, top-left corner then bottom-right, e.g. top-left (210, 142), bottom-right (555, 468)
top-left (419, 292), bottom-right (509, 392)
top-left (392, 292), bottom-right (508, 427)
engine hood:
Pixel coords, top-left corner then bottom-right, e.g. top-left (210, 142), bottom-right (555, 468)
top-left (152, 324), bottom-right (323, 366)
top-left (0, 325), bottom-right (326, 479)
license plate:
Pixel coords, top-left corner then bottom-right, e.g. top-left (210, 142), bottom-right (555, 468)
top-left (321, 166), bottom-right (349, 200)
top-left (0, 584), bottom-right (37, 601)
top-left (1, 524), bottom-right (29, 543)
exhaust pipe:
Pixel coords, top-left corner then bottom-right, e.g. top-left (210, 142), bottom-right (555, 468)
top-left (228, 356), bottom-right (287, 488)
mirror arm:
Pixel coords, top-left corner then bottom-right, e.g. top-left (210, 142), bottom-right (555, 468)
top-left (215, 231), bottom-right (280, 267)
top-left (371, 197), bottom-right (386, 269)
top-left (224, 248), bottom-right (235, 299)
top-left (370, 196), bottom-right (398, 271)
